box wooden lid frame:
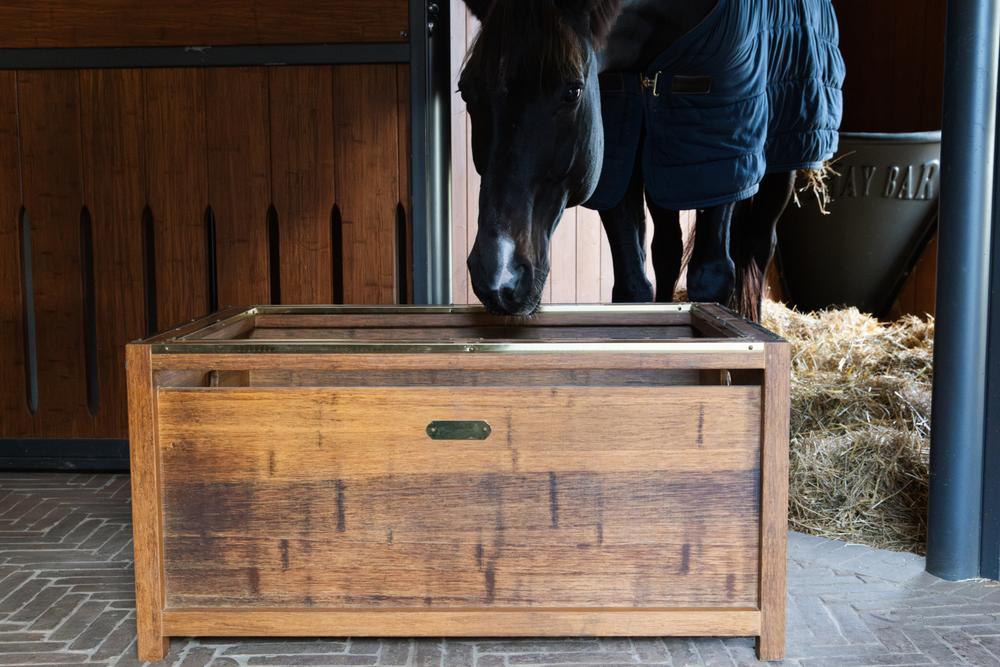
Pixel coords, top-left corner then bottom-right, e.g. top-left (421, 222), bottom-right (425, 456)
top-left (127, 303), bottom-right (789, 661)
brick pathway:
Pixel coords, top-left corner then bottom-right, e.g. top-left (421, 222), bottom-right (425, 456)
top-left (1, 473), bottom-right (999, 666)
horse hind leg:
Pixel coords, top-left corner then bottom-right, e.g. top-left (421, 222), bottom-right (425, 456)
top-left (734, 171), bottom-right (796, 321)
top-left (687, 203), bottom-right (736, 306)
top-left (646, 196), bottom-right (683, 302)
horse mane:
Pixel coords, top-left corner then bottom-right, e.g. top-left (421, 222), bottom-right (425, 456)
top-left (462, 1), bottom-right (587, 94)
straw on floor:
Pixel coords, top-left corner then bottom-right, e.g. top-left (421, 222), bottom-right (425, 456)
top-left (762, 300), bottom-right (933, 554)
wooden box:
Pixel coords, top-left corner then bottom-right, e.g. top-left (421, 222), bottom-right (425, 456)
top-left (126, 303), bottom-right (790, 661)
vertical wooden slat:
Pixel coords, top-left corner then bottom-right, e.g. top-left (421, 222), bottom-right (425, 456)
top-left (548, 208), bottom-right (577, 303)
top-left (465, 114), bottom-right (480, 306)
top-left (890, 233), bottom-right (938, 319)
top-left (913, 235), bottom-right (938, 316)
top-left (18, 70), bottom-right (91, 437)
top-left (464, 10), bottom-right (481, 306)
top-left (450, 0), bottom-right (470, 304)
top-left (395, 64), bottom-right (412, 305)
top-left (889, 2), bottom-right (927, 132)
top-left (0, 71), bottom-right (29, 436)
top-left (834, 0), bottom-right (946, 132)
top-left (757, 341), bottom-right (790, 660)
top-left (332, 65), bottom-right (399, 305)
top-left (268, 67), bottom-right (335, 305)
top-left (600, 226), bottom-right (614, 303)
top-left (204, 67), bottom-right (271, 307)
top-left (919, 3), bottom-right (947, 131)
top-left (144, 68), bottom-right (210, 330)
top-left (126, 343), bottom-right (168, 662)
top-left (205, 67), bottom-right (271, 308)
top-left (575, 207), bottom-right (603, 304)
top-left (80, 69), bottom-right (146, 437)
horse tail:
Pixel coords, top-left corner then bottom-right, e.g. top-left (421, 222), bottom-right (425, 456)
top-left (735, 250), bottom-right (764, 323)
top-left (676, 215), bottom-right (696, 300)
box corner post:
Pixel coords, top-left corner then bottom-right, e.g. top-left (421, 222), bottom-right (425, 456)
top-left (126, 343), bottom-right (169, 660)
top-left (757, 341), bottom-right (790, 661)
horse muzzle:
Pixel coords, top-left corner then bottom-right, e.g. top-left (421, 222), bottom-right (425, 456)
top-left (467, 238), bottom-right (540, 316)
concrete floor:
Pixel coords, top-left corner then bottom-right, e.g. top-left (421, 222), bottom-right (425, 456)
top-left (1, 473), bottom-right (999, 666)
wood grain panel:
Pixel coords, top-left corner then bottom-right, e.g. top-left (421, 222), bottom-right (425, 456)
top-left (333, 65), bottom-right (400, 304)
top-left (268, 67), bottom-right (335, 304)
top-left (157, 386), bottom-right (761, 480)
top-left (163, 608), bottom-right (762, 639)
top-left (80, 69), bottom-right (147, 436)
top-left (163, 528), bottom-right (758, 608)
top-left (0, 1), bottom-right (408, 48)
top-left (0, 71), bottom-right (30, 437)
top-left (834, 0), bottom-right (946, 132)
top-left (153, 349), bottom-right (767, 373)
top-left (143, 68), bottom-right (210, 330)
top-left (17, 70), bottom-right (91, 437)
top-left (158, 387), bottom-right (759, 608)
top-left (206, 68), bottom-right (271, 307)
top-left (164, 473), bottom-right (757, 544)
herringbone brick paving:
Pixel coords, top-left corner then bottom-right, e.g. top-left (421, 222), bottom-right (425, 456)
top-left (1, 473), bottom-right (998, 666)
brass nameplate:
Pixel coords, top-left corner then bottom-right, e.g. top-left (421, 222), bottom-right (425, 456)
top-left (426, 420), bottom-right (492, 440)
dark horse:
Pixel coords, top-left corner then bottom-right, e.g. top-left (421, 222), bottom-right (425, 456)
top-left (459, 0), bottom-right (843, 321)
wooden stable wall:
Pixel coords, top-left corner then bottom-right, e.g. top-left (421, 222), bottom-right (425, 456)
top-left (834, 0), bottom-right (946, 318)
top-left (0, 65), bottom-right (411, 440)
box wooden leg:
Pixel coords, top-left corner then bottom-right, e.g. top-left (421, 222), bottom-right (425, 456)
top-left (756, 632), bottom-right (785, 662)
top-left (136, 630), bottom-right (169, 662)
top-left (127, 344), bottom-right (169, 662)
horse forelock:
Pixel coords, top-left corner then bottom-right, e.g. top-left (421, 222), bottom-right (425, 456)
top-left (461, 0), bottom-right (587, 95)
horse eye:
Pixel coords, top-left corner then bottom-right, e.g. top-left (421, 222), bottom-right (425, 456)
top-left (562, 86), bottom-right (583, 104)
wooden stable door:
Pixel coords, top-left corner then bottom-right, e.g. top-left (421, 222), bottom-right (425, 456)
top-left (0, 66), bottom-right (411, 440)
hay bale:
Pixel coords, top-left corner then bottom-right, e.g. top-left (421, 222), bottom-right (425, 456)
top-left (762, 300), bottom-right (933, 553)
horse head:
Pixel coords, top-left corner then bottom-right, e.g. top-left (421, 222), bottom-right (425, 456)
top-left (460, 0), bottom-right (623, 315)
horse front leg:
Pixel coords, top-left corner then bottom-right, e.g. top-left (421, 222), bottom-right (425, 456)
top-left (687, 203), bottom-right (736, 305)
top-left (646, 197), bottom-right (683, 302)
top-left (598, 168), bottom-right (654, 303)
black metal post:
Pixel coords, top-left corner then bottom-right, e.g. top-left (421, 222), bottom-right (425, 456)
top-left (410, 0), bottom-right (452, 304)
top-left (982, 54), bottom-right (1000, 582)
top-left (927, 0), bottom-right (1000, 581)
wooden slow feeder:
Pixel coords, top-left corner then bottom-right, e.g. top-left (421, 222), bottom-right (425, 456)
top-left (127, 303), bottom-right (790, 661)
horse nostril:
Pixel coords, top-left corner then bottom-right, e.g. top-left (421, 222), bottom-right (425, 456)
top-left (499, 285), bottom-right (518, 306)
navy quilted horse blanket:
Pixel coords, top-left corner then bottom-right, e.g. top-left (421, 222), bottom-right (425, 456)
top-left (584, 0), bottom-right (845, 212)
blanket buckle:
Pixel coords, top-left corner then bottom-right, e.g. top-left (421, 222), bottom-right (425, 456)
top-left (640, 71), bottom-right (661, 97)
